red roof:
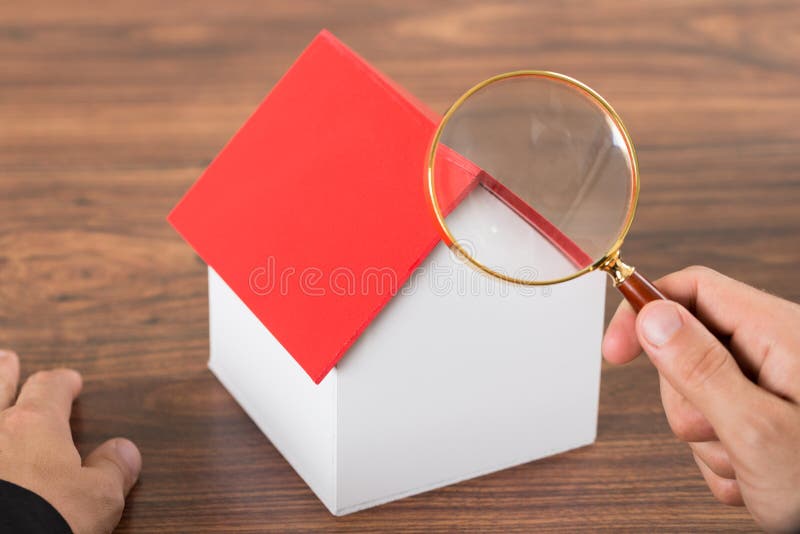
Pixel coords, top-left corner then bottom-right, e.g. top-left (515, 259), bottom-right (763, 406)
top-left (168, 30), bottom-right (477, 383)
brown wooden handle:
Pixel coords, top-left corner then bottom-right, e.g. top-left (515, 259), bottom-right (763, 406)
top-left (617, 269), bottom-right (667, 312)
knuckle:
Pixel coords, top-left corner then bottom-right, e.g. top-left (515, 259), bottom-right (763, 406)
top-left (666, 406), bottom-right (714, 442)
top-left (27, 368), bottom-right (77, 385)
top-left (693, 443), bottom-right (735, 479)
top-left (0, 349), bottom-right (18, 359)
top-left (736, 411), bottom-right (781, 452)
top-left (680, 265), bottom-right (725, 290)
top-left (1, 404), bottom-right (46, 429)
top-left (711, 457), bottom-right (736, 480)
top-left (665, 409), bottom-right (696, 442)
top-left (711, 479), bottom-right (742, 506)
top-left (26, 369), bottom-right (52, 385)
top-left (679, 340), bottom-right (729, 391)
top-left (682, 265), bottom-right (716, 279)
top-left (92, 474), bottom-right (125, 513)
top-left (106, 489), bottom-right (126, 514)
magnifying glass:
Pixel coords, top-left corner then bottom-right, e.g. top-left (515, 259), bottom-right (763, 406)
top-left (426, 71), bottom-right (665, 311)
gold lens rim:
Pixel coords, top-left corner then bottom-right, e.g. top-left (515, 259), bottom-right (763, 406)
top-left (426, 70), bottom-right (640, 286)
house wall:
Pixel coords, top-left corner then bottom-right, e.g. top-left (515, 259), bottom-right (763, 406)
top-left (207, 268), bottom-right (339, 513)
top-left (334, 242), bottom-right (606, 514)
top-left (206, 180), bottom-right (608, 515)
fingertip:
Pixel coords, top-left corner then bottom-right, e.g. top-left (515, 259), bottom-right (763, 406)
top-left (85, 437), bottom-right (142, 496)
top-left (0, 350), bottom-right (21, 409)
top-left (114, 438), bottom-right (142, 481)
top-left (602, 301), bottom-right (641, 364)
top-left (694, 453), bottom-right (744, 506)
top-left (601, 326), bottom-right (627, 363)
top-left (60, 368), bottom-right (83, 397)
top-left (0, 349), bottom-right (20, 372)
top-left (635, 300), bottom-right (685, 349)
top-left (71, 369), bottom-right (83, 392)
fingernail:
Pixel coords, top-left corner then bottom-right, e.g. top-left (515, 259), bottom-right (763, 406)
top-left (115, 439), bottom-right (142, 475)
top-left (641, 302), bottom-right (683, 347)
top-left (0, 351), bottom-right (8, 358)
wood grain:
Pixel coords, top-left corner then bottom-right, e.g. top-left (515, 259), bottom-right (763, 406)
top-left (2, 1), bottom-right (798, 531)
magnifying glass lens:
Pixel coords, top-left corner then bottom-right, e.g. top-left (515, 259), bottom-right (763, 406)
top-left (431, 74), bottom-right (637, 285)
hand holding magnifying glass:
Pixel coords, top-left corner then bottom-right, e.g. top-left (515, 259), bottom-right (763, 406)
top-left (426, 71), bottom-right (665, 310)
top-left (425, 73), bottom-right (800, 530)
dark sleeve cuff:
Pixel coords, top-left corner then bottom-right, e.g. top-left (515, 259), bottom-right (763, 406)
top-left (0, 479), bottom-right (72, 533)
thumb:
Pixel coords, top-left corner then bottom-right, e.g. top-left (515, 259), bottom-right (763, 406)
top-left (84, 438), bottom-right (142, 497)
top-left (635, 300), bottom-right (763, 439)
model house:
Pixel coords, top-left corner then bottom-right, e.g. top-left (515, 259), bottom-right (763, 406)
top-left (169, 30), bottom-right (605, 515)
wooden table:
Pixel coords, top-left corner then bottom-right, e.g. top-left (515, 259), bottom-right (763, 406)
top-left (2, 1), bottom-right (798, 531)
